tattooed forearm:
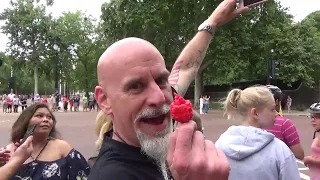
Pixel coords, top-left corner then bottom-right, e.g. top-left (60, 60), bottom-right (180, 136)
top-left (169, 61), bottom-right (182, 88)
top-left (186, 61), bottom-right (200, 69)
top-left (185, 50), bottom-right (203, 74)
top-left (169, 49), bottom-right (204, 95)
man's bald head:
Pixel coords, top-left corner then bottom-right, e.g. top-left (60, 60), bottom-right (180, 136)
top-left (97, 37), bottom-right (163, 87)
top-left (95, 37), bottom-right (174, 172)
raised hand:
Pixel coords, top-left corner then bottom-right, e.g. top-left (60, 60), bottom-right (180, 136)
top-left (208, 0), bottom-right (266, 27)
top-left (10, 136), bottom-right (33, 163)
top-left (167, 121), bottom-right (230, 180)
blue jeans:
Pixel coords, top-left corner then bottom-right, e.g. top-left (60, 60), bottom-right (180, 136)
top-left (203, 104), bottom-right (209, 113)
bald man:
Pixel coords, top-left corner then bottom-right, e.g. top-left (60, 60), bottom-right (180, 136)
top-left (89, 1), bottom-right (261, 180)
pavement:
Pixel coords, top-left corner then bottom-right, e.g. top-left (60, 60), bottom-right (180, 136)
top-left (0, 110), bottom-right (313, 179)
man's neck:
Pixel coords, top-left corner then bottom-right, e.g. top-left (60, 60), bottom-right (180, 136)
top-left (112, 132), bottom-right (141, 148)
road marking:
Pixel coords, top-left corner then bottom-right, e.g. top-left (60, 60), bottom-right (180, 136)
top-left (300, 173), bottom-right (310, 180)
top-left (299, 168), bottom-right (309, 171)
top-left (297, 159), bottom-right (304, 164)
top-left (296, 159), bottom-right (310, 179)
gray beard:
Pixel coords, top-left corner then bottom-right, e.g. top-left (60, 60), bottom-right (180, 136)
top-left (136, 121), bottom-right (173, 180)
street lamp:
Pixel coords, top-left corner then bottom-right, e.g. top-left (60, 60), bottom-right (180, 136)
top-left (53, 41), bottom-right (60, 95)
top-left (267, 49), bottom-right (275, 85)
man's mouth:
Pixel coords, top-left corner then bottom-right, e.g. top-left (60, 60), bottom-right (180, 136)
top-left (40, 125), bottom-right (50, 128)
top-left (140, 114), bottom-right (166, 125)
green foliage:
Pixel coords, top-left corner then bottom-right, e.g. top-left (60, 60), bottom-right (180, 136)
top-left (0, 0), bottom-right (318, 94)
top-left (100, 0), bottom-right (319, 88)
top-left (0, 0), bottom-right (102, 94)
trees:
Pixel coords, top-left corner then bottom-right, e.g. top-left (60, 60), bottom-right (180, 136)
top-left (0, 0), bottom-right (318, 98)
top-left (100, 0), bottom-right (319, 105)
top-left (1, 1), bottom-right (101, 95)
top-left (0, 0), bottom-right (53, 95)
top-left (51, 11), bottom-right (100, 95)
top-left (297, 11), bottom-right (320, 83)
top-left (0, 52), bottom-right (11, 93)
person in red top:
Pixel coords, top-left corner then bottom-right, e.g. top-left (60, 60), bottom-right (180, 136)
top-left (7, 97), bottom-right (12, 113)
top-left (69, 95), bottom-right (74, 112)
top-left (264, 85), bottom-right (305, 160)
top-left (63, 96), bottom-right (68, 111)
top-left (41, 95), bottom-right (48, 104)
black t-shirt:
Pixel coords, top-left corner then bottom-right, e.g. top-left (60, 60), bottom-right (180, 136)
top-left (88, 131), bottom-right (171, 180)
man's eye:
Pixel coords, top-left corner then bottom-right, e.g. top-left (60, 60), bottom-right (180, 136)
top-left (130, 83), bottom-right (142, 90)
top-left (157, 78), bottom-right (168, 87)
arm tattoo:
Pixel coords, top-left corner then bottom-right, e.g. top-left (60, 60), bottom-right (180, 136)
top-left (169, 49), bottom-right (204, 94)
top-left (169, 61), bottom-right (182, 87)
top-left (185, 50), bottom-right (203, 73)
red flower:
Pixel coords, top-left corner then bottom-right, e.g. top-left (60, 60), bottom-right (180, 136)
top-left (170, 93), bottom-right (193, 123)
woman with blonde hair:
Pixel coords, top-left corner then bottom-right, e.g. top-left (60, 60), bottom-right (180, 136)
top-left (88, 111), bottom-right (113, 167)
top-left (94, 111), bottom-right (113, 154)
top-left (215, 86), bottom-right (299, 180)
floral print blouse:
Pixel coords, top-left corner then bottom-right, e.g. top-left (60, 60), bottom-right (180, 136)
top-left (11, 149), bottom-right (90, 180)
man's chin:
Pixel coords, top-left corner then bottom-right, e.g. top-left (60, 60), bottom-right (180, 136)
top-left (137, 129), bottom-right (171, 164)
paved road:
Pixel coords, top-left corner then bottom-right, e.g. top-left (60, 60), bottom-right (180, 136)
top-left (0, 110), bottom-right (313, 179)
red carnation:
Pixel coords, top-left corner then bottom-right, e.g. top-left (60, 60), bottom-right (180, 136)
top-left (170, 93), bottom-right (193, 123)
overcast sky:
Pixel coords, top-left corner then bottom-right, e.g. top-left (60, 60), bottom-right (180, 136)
top-left (0, 0), bottom-right (319, 52)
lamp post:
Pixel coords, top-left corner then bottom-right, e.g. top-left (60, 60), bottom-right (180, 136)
top-left (53, 41), bottom-right (60, 95)
top-left (267, 49), bottom-right (274, 85)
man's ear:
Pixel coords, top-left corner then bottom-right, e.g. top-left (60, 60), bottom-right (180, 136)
top-left (95, 86), bottom-right (112, 115)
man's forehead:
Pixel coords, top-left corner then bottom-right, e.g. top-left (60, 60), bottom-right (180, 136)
top-left (123, 69), bottom-right (170, 82)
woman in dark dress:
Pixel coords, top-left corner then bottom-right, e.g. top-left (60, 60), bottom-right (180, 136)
top-left (3, 103), bottom-right (90, 180)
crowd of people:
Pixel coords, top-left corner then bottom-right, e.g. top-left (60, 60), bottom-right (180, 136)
top-left (0, 92), bottom-right (100, 114)
top-left (0, 0), bottom-right (319, 179)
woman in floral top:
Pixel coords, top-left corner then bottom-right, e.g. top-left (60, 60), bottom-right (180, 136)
top-left (3, 103), bottom-right (90, 180)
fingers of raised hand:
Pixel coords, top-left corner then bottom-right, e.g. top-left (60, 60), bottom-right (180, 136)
top-left (168, 129), bottom-right (178, 166)
top-left (188, 131), bottom-right (206, 174)
top-left (205, 140), bottom-right (230, 180)
top-left (169, 121), bottom-right (197, 174)
top-left (23, 136), bottom-right (33, 146)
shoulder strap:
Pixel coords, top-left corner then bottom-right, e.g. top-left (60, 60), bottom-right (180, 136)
top-left (34, 139), bottom-right (50, 160)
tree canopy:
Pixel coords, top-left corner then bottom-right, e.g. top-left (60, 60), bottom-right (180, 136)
top-left (0, 0), bottom-right (318, 102)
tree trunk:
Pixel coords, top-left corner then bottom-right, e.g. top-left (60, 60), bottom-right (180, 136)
top-left (194, 70), bottom-right (204, 108)
top-left (34, 66), bottom-right (39, 95)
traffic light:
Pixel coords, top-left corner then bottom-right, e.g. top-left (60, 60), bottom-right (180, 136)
top-left (268, 60), bottom-right (279, 79)
top-left (274, 61), bottom-right (280, 78)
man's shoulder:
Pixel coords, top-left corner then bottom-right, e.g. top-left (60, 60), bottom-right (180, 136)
top-left (89, 162), bottom-right (139, 179)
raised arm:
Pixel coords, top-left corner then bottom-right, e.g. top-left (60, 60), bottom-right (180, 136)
top-left (0, 136), bottom-right (33, 180)
top-left (168, 0), bottom-right (259, 96)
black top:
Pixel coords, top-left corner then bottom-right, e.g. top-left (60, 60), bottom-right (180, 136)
top-left (11, 149), bottom-right (90, 180)
top-left (88, 131), bottom-right (172, 180)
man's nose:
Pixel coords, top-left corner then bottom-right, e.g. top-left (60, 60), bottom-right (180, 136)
top-left (146, 82), bottom-right (166, 107)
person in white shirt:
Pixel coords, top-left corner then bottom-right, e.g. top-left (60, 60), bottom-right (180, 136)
top-left (7, 91), bottom-right (15, 101)
top-left (33, 94), bottom-right (41, 104)
top-left (199, 96), bottom-right (204, 114)
top-left (12, 95), bottom-right (19, 113)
